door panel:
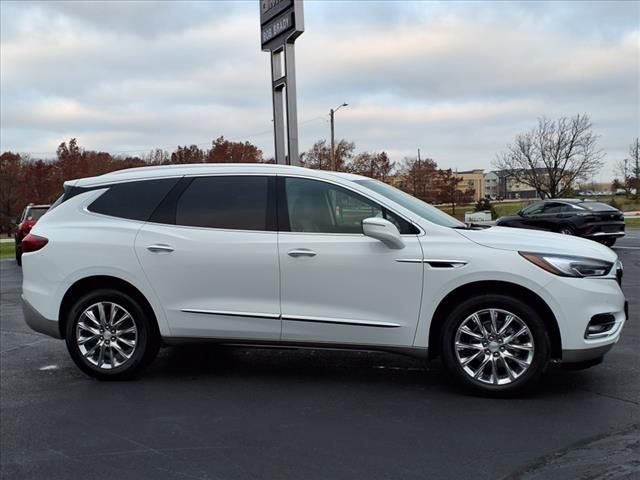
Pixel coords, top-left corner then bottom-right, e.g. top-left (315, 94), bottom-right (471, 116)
top-left (279, 234), bottom-right (424, 346)
top-left (135, 175), bottom-right (281, 340)
top-left (136, 225), bottom-right (281, 339)
top-left (278, 176), bottom-right (423, 347)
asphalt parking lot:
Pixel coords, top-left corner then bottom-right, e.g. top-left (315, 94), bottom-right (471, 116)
top-left (1, 232), bottom-right (638, 480)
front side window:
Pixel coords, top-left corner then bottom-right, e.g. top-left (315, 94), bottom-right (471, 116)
top-left (521, 202), bottom-right (545, 215)
top-left (175, 176), bottom-right (273, 231)
top-left (284, 177), bottom-right (415, 234)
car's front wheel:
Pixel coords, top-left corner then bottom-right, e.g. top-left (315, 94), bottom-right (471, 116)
top-left (65, 289), bottom-right (159, 380)
top-left (441, 295), bottom-right (550, 395)
top-left (15, 244), bottom-right (22, 266)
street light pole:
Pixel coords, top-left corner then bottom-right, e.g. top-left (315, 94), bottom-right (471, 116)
top-left (330, 102), bottom-right (348, 171)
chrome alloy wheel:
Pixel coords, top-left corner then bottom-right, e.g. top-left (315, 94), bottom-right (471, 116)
top-left (454, 309), bottom-right (535, 386)
top-left (76, 302), bottom-right (138, 370)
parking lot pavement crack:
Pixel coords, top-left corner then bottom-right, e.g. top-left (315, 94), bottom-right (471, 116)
top-left (0, 337), bottom-right (49, 354)
top-left (0, 328), bottom-right (47, 337)
top-left (577, 387), bottom-right (640, 407)
top-left (501, 424), bottom-right (640, 480)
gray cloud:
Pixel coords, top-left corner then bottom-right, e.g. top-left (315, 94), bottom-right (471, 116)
top-left (1, 0), bottom-right (638, 179)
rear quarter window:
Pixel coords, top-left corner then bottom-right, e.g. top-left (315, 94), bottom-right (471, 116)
top-left (581, 202), bottom-right (618, 212)
top-left (88, 178), bottom-right (180, 221)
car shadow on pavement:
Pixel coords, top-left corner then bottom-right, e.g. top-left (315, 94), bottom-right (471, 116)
top-left (139, 343), bottom-right (599, 399)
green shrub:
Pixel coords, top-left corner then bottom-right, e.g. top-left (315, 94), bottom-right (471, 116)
top-left (474, 198), bottom-right (498, 219)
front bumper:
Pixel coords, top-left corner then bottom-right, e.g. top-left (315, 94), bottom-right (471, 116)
top-left (562, 343), bottom-right (614, 363)
top-left (540, 276), bottom-right (626, 362)
top-left (22, 296), bottom-right (61, 339)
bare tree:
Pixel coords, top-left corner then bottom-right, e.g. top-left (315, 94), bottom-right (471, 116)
top-left (435, 169), bottom-right (472, 215)
top-left (349, 151), bottom-right (395, 181)
top-left (301, 139), bottom-right (354, 171)
top-left (398, 156), bottom-right (439, 203)
top-left (613, 159), bottom-right (632, 194)
top-left (494, 114), bottom-right (604, 198)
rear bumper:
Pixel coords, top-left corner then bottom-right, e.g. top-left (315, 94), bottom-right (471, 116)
top-left (22, 296), bottom-right (61, 339)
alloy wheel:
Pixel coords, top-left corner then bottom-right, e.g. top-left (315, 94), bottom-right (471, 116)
top-left (454, 308), bottom-right (535, 386)
top-left (76, 302), bottom-right (138, 370)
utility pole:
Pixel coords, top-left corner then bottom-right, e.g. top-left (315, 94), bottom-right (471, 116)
top-left (417, 147), bottom-right (422, 198)
top-left (330, 109), bottom-right (335, 171)
top-left (330, 102), bottom-right (348, 171)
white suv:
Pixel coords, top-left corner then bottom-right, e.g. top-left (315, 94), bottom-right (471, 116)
top-left (21, 164), bottom-right (627, 394)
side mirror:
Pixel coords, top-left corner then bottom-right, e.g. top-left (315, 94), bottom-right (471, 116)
top-left (518, 211), bottom-right (525, 217)
top-left (362, 217), bottom-right (404, 249)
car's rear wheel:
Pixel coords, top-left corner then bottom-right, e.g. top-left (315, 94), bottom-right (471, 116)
top-left (15, 245), bottom-right (22, 266)
top-left (441, 295), bottom-right (550, 395)
top-left (600, 238), bottom-right (616, 247)
top-left (65, 289), bottom-right (159, 380)
top-left (559, 226), bottom-right (574, 235)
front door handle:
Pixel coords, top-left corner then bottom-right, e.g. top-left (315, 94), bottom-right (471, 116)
top-left (146, 244), bottom-right (175, 253)
top-left (288, 249), bottom-right (317, 258)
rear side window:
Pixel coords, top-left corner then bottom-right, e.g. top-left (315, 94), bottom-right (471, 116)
top-left (175, 176), bottom-right (274, 231)
top-left (88, 178), bottom-right (179, 221)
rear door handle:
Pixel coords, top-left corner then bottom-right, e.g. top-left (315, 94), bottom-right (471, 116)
top-left (146, 244), bottom-right (175, 253)
top-left (288, 249), bottom-right (317, 258)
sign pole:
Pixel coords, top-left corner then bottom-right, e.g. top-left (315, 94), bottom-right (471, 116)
top-left (260, 0), bottom-right (304, 166)
top-left (284, 42), bottom-right (300, 165)
top-left (270, 49), bottom-right (286, 164)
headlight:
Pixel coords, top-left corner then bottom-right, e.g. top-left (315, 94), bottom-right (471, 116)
top-left (520, 252), bottom-right (614, 278)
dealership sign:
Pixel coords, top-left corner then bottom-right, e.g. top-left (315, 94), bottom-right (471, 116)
top-left (260, 0), bottom-right (304, 50)
top-left (260, 0), bottom-right (304, 165)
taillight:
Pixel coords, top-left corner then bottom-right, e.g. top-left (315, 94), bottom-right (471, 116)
top-left (21, 234), bottom-right (48, 253)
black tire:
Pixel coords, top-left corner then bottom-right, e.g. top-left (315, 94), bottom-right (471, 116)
top-left (558, 226), bottom-right (574, 235)
top-left (15, 245), bottom-right (22, 266)
top-left (65, 289), bottom-right (159, 380)
top-left (441, 294), bottom-right (550, 396)
top-left (600, 238), bottom-right (616, 247)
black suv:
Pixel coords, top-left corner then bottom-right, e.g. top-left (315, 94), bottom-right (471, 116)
top-left (495, 199), bottom-right (625, 246)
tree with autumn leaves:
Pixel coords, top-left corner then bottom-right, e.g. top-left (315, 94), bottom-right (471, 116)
top-left (1, 135), bottom-right (474, 233)
top-left (0, 136), bottom-right (266, 233)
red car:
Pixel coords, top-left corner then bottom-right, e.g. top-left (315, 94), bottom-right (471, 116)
top-left (15, 204), bottom-right (50, 266)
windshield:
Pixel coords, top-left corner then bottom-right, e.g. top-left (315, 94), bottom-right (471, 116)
top-left (354, 179), bottom-right (466, 228)
top-left (25, 207), bottom-right (48, 221)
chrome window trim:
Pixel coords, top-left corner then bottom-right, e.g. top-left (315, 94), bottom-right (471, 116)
top-left (80, 172), bottom-right (424, 236)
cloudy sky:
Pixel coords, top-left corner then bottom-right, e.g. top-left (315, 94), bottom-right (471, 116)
top-left (1, 0), bottom-right (638, 179)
